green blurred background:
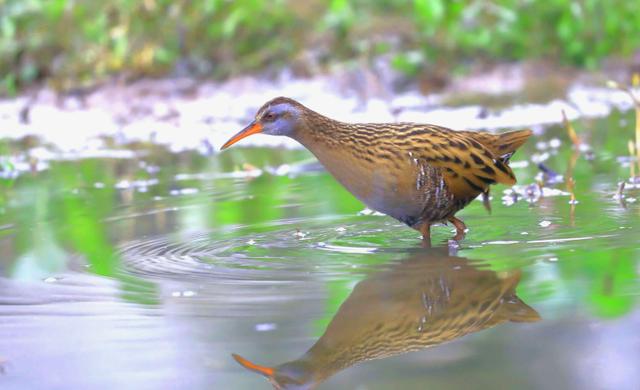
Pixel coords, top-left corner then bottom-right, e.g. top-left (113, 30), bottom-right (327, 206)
top-left (3, 0), bottom-right (640, 94)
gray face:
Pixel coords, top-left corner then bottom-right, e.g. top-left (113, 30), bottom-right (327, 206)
top-left (257, 103), bottom-right (300, 137)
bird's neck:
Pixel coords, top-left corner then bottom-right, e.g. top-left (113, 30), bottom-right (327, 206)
top-left (293, 111), bottom-right (354, 150)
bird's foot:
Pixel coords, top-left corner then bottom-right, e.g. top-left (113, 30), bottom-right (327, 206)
top-left (448, 217), bottom-right (467, 242)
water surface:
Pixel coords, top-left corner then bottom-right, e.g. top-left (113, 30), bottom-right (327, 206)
top-left (1, 110), bottom-right (639, 389)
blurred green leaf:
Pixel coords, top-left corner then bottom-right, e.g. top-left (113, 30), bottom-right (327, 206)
top-left (2, 0), bottom-right (640, 91)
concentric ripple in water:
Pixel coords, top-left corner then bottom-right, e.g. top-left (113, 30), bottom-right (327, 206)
top-left (117, 216), bottom-right (424, 283)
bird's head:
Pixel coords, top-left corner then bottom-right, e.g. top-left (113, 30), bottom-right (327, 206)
top-left (221, 97), bottom-right (304, 150)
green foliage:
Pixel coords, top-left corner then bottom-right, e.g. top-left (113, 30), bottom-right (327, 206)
top-left (408, 0), bottom-right (640, 68)
top-left (2, 0), bottom-right (640, 93)
top-left (0, 0), bottom-right (298, 92)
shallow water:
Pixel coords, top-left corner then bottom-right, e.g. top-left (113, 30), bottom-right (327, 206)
top-left (1, 109), bottom-right (639, 389)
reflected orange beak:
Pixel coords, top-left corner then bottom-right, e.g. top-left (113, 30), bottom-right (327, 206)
top-left (221, 121), bottom-right (263, 150)
top-left (232, 353), bottom-right (275, 378)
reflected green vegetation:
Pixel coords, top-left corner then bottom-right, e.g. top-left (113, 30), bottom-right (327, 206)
top-left (2, 0), bottom-right (640, 93)
top-left (0, 110), bottom-right (639, 318)
top-left (0, 109), bottom-right (639, 388)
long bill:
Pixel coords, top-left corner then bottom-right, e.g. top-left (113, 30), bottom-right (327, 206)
top-left (221, 121), bottom-right (262, 150)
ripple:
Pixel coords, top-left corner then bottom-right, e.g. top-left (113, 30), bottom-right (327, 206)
top-left (116, 217), bottom-right (419, 283)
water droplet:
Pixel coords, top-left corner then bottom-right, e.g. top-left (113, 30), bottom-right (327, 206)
top-left (247, 239), bottom-right (256, 245)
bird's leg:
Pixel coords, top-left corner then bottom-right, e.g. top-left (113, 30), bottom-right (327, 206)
top-left (448, 216), bottom-right (467, 241)
top-left (418, 223), bottom-right (432, 247)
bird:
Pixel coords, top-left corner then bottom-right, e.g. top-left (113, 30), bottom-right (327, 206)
top-left (221, 97), bottom-right (531, 243)
top-left (232, 247), bottom-right (540, 389)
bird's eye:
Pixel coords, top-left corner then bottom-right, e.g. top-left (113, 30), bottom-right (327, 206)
top-left (263, 112), bottom-right (276, 121)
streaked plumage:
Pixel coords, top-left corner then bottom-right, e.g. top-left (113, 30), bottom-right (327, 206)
top-left (222, 97), bottom-right (532, 242)
top-left (233, 248), bottom-right (540, 389)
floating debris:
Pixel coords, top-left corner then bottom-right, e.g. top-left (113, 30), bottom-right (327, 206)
top-left (539, 220), bottom-right (552, 228)
top-left (567, 177), bottom-right (578, 204)
top-left (171, 290), bottom-right (197, 298)
top-left (508, 160), bottom-right (529, 169)
top-left (269, 164), bottom-right (291, 176)
top-left (358, 208), bottom-right (385, 216)
top-left (531, 152), bottom-right (550, 164)
top-left (169, 187), bottom-right (199, 196)
top-left (614, 181), bottom-right (626, 201)
top-left (255, 323), bottom-right (277, 332)
top-left (501, 189), bottom-right (520, 206)
top-left (535, 141), bottom-right (550, 150)
top-left (613, 181), bottom-right (638, 207)
top-left (537, 163), bottom-right (564, 184)
top-left (504, 184), bottom-right (570, 206)
top-left (549, 138), bottom-right (562, 148)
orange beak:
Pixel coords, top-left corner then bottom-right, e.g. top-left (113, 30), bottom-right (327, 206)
top-left (231, 353), bottom-right (275, 378)
top-left (221, 121), bottom-right (263, 150)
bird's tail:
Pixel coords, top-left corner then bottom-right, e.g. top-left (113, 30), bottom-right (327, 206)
top-left (463, 129), bottom-right (532, 162)
top-left (494, 129), bottom-right (533, 161)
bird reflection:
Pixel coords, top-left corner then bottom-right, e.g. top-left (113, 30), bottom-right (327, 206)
top-left (233, 247), bottom-right (540, 389)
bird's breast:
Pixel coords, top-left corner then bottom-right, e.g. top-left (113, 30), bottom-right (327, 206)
top-left (302, 142), bottom-right (434, 222)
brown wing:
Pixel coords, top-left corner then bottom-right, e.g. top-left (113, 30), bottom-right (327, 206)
top-left (399, 126), bottom-right (519, 198)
